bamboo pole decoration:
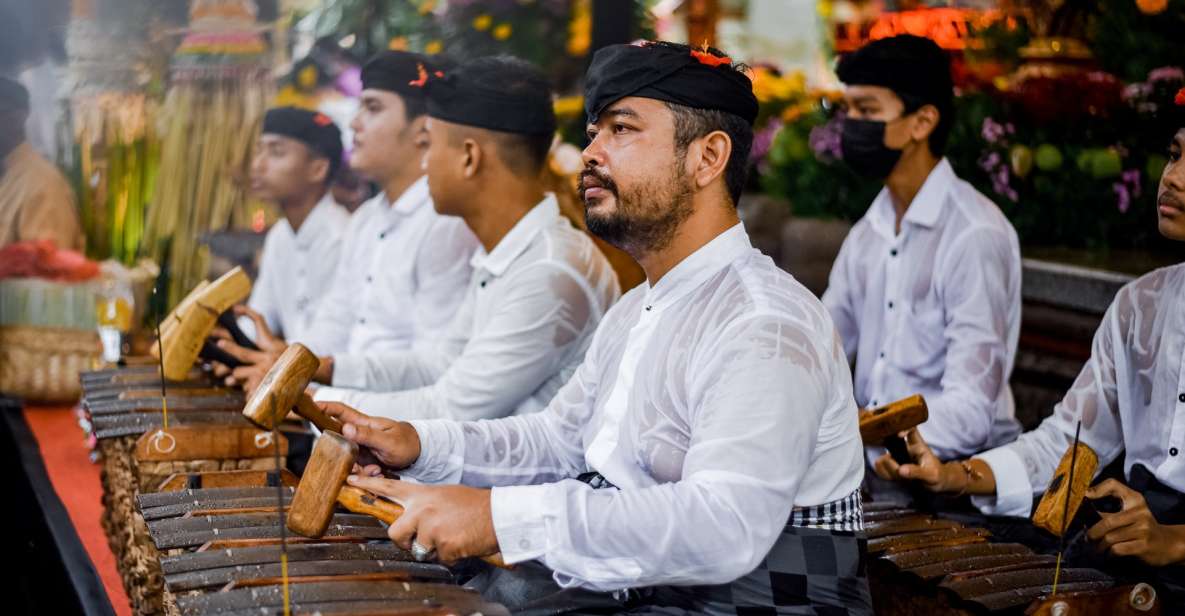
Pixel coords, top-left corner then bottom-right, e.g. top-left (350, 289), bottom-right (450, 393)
top-left (142, 0), bottom-right (271, 308)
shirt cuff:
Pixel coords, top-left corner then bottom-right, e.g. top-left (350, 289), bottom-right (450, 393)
top-left (330, 353), bottom-right (367, 389)
top-left (491, 483), bottom-right (559, 564)
top-left (970, 445), bottom-right (1034, 517)
top-left (401, 420), bottom-right (464, 485)
top-left (236, 314), bottom-right (259, 344)
top-left (311, 386), bottom-right (350, 404)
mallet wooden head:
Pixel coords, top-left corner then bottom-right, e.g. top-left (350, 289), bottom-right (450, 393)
top-left (154, 268), bottom-right (251, 380)
top-left (860, 394), bottom-right (930, 465)
top-left (241, 343), bottom-right (341, 433)
top-left (1033, 441), bottom-right (1099, 537)
top-left (288, 430), bottom-right (359, 538)
top-left (859, 394), bottom-right (929, 444)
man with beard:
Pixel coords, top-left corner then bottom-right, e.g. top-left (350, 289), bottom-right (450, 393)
top-left (242, 107), bottom-right (349, 343)
top-left (823, 35), bottom-right (1022, 461)
top-left (322, 42), bottom-right (872, 615)
top-left (310, 55), bottom-right (620, 421)
top-left (215, 51), bottom-right (478, 392)
top-left (875, 92), bottom-right (1185, 607)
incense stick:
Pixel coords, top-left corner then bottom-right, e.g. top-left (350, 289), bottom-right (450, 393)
top-left (152, 284), bottom-right (169, 431)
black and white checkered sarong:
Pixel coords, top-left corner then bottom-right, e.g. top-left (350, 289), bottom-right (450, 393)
top-left (574, 474), bottom-right (873, 615)
top-left (469, 475), bottom-right (872, 615)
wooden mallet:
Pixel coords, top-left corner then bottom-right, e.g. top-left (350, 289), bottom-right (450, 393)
top-left (288, 430), bottom-right (509, 568)
top-left (152, 267), bottom-right (252, 381)
top-left (859, 394), bottom-right (930, 464)
top-left (241, 343), bottom-right (342, 434)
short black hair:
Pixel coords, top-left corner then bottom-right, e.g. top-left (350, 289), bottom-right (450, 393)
top-left (452, 55), bottom-right (554, 174)
top-left (837, 34), bottom-right (954, 155)
top-left (665, 102), bottom-right (753, 206)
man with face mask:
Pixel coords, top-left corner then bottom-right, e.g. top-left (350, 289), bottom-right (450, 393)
top-left (243, 107), bottom-right (349, 343)
top-left (823, 35), bottom-right (1022, 461)
top-left (320, 42), bottom-right (871, 615)
top-left (874, 90), bottom-right (1185, 607)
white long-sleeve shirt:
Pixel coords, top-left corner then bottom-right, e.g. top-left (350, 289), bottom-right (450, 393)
top-left (299, 178), bottom-right (478, 375)
top-left (823, 159), bottom-right (1022, 459)
top-left (314, 195), bottom-right (620, 421)
top-left (973, 263), bottom-right (1185, 517)
top-left (403, 223), bottom-right (866, 592)
top-left (245, 194), bottom-right (350, 342)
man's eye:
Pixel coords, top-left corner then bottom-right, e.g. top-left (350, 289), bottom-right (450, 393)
top-left (585, 129), bottom-right (598, 140)
top-left (1169, 147), bottom-right (1182, 162)
top-left (613, 124), bottom-right (629, 134)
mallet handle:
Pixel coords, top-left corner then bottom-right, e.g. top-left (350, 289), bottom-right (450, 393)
top-left (295, 394), bottom-right (343, 433)
top-left (336, 486), bottom-right (509, 569)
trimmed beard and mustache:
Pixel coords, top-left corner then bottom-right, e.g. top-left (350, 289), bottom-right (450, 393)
top-left (580, 160), bottom-right (694, 257)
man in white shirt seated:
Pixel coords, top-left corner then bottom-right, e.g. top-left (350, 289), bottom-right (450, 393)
top-left (875, 109), bottom-right (1185, 606)
top-left (215, 51), bottom-right (478, 391)
top-left (322, 42), bottom-right (872, 615)
top-left (823, 35), bottom-right (1022, 461)
top-left (313, 55), bottom-right (620, 422)
top-left (242, 107), bottom-right (350, 343)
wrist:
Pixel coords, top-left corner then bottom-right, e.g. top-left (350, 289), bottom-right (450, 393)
top-left (1171, 525), bottom-right (1185, 565)
top-left (401, 421), bottom-right (423, 468)
top-left (940, 461), bottom-right (971, 494)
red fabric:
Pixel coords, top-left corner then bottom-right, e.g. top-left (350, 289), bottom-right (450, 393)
top-left (23, 405), bottom-right (131, 616)
top-left (0, 240), bottom-right (100, 282)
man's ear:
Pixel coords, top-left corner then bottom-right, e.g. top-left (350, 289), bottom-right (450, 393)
top-left (308, 157), bottom-right (331, 185)
top-left (690, 131), bottom-right (732, 191)
top-left (909, 104), bottom-right (939, 145)
top-left (462, 138), bottom-right (482, 179)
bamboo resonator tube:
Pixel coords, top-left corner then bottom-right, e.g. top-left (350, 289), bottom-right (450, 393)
top-left (288, 431), bottom-right (509, 569)
top-left (241, 343), bottom-right (342, 433)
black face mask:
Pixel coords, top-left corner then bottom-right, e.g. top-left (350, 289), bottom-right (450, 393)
top-left (840, 117), bottom-right (903, 180)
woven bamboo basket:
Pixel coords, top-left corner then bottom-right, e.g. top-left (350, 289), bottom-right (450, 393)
top-left (0, 326), bottom-right (101, 402)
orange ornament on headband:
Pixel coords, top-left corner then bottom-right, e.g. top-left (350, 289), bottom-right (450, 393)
top-left (1175, 86), bottom-right (1185, 107)
top-left (690, 49), bottom-right (732, 68)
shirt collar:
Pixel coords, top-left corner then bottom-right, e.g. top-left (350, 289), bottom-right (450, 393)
top-left (868, 157), bottom-right (955, 238)
top-left (292, 193), bottom-right (341, 249)
top-left (387, 176), bottom-right (431, 217)
top-left (644, 222), bottom-right (754, 310)
top-left (470, 194), bottom-right (560, 277)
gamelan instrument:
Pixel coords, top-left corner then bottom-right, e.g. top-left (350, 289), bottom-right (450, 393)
top-left (864, 499), bottom-right (1161, 615)
top-left (287, 430), bottom-right (510, 568)
top-left (87, 274), bottom-right (510, 615)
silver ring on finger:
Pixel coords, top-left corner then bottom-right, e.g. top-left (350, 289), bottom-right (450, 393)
top-left (411, 540), bottom-right (435, 562)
